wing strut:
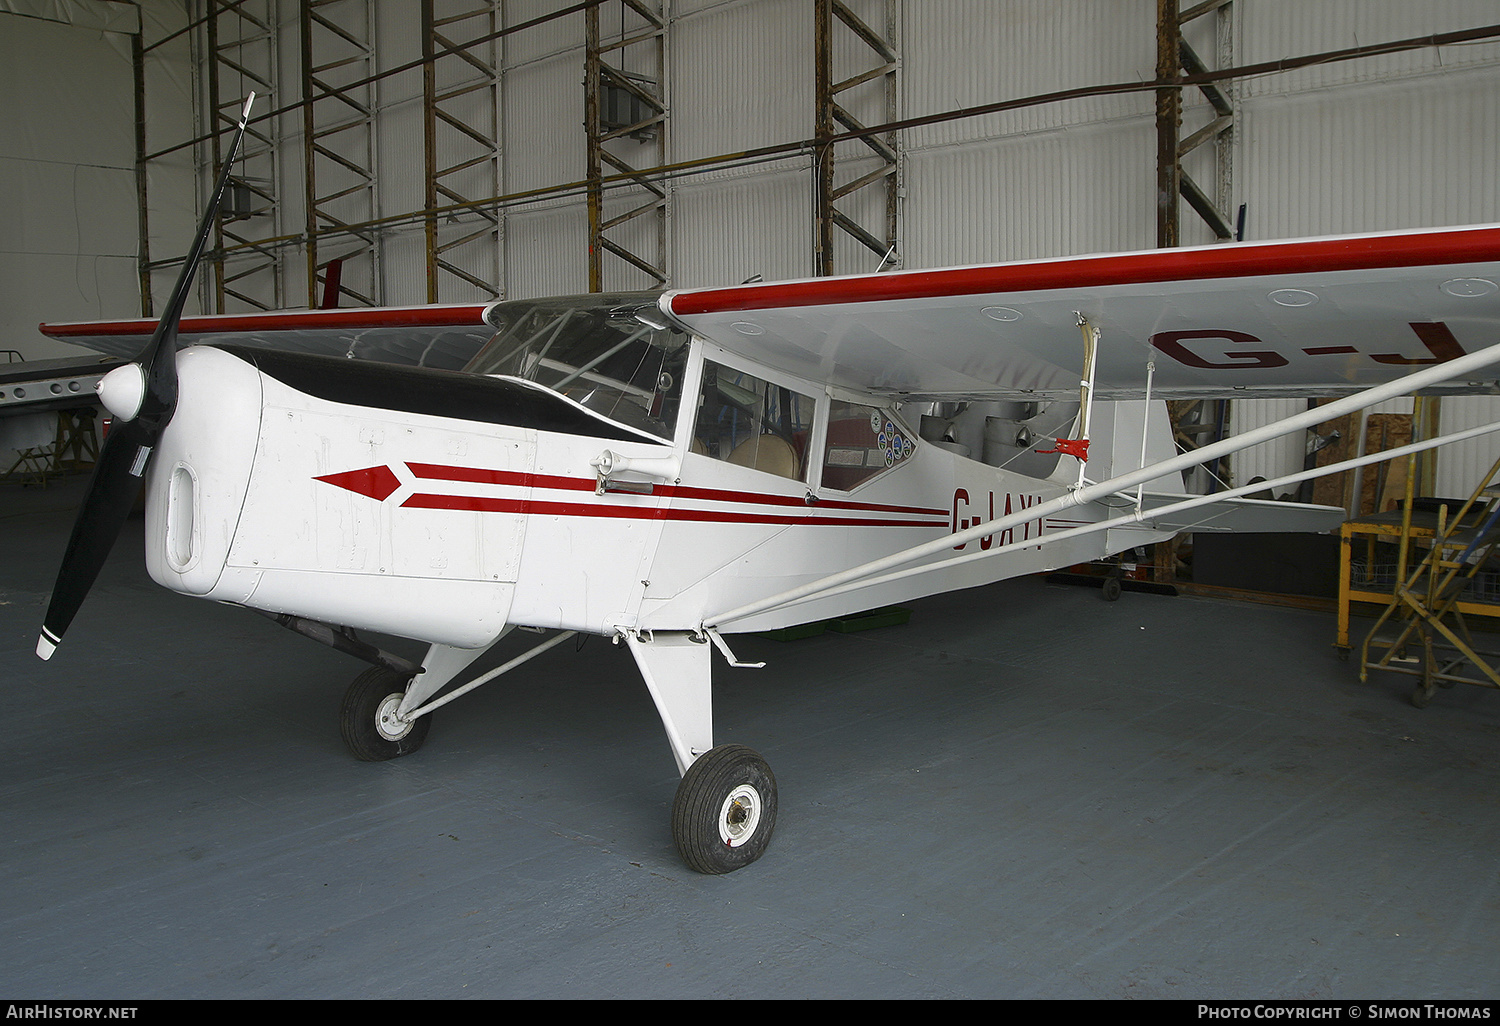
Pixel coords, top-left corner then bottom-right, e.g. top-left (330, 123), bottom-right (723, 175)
top-left (1034, 314), bottom-right (1099, 481)
top-left (703, 338), bottom-right (1500, 631)
top-left (397, 630), bottom-right (577, 722)
top-left (1132, 355), bottom-right (1158, 512)
top-left (723, 417), bottom-right (1500, 622)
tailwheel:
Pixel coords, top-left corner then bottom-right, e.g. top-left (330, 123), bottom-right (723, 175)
top-left (671, 744), bottom-right (778, 874)
top-left (340, 666), bottom-right (430, 761)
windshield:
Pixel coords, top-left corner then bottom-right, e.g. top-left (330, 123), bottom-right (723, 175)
top-left (466, 292), bottom-right (689, 441)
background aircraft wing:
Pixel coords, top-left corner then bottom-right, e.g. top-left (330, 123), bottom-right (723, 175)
top-left (661, 224), bottom-right (1500, 402)
top-left (40, 304), bottom-right (496, 370)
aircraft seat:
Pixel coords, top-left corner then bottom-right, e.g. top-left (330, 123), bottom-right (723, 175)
top-left (727, 433), bottom-right (800, 479)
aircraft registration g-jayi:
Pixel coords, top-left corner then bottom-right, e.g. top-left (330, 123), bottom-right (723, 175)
top-left (33, 98), bottom-right (1500, 873)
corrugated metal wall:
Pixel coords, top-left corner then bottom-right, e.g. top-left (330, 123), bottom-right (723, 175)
top-left (142, 0), bottom-right (1500, 494)
top-left (188, 1), bottom-right (1500, 287)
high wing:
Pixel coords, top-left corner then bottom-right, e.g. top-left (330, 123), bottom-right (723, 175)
top-left (40, 304), bottom-right (496, 370)
top-left (660, 224), bottom-right (1500, 402)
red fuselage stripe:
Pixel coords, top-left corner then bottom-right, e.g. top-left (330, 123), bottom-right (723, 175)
top-left (407, 462), bottom-right (590, 491)
top-left (401, 492), bottom-right (944, 527)
top-left (404, 461), bottom-right (949, 517)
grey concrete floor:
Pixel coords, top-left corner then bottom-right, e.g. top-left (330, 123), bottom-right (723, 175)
top-left (4, 474), bottom-right (1500, 1000)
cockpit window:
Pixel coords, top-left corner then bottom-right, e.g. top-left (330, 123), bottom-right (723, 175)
top-left (467, 292), bottom-right (688, 441)
top-left (693, 361), bottom-right (816, 482)
top-left (822, 400), bottom-right (915, 491)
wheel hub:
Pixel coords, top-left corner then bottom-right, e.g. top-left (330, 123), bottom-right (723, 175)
top-left (718, 784), bottom-right (762, 847)
top-left (375, 693), bottom-right (414, 742)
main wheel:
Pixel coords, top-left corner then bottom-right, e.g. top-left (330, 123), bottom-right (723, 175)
top-left (671, 744), bottom-right (778, 874)
top-left (339, 666), bottom-right (430, 761)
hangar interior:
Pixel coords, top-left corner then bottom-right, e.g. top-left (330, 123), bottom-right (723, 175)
top-left (4, 0), bottom-right (1500, 1000)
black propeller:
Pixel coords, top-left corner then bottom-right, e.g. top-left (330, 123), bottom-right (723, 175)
top-left (37, 94), bottom-right (256, 660)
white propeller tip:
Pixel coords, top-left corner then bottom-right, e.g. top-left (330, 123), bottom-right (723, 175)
top-left (36, 634), bottom-right (57, 660)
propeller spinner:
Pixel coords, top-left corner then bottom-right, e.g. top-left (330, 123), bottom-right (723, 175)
top-left (37, 94), bottom-right (256, 660)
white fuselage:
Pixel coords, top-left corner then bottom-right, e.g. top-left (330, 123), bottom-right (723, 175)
top-left (142, 340), bottom-right (1179, 649)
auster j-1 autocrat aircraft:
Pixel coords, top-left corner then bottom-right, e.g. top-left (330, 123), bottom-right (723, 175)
top-left (33, 98), bottom-right (1500, 873)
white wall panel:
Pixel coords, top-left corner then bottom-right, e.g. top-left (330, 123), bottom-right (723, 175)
top-left (372, 92), bottom-right (429, 305)
top-left (903, 0), bottom-right (1155, 150)
top-left (373, 95), bottom-right (427, 227)
top-left (903, 118), bottom-right (1156, 270)
top-left (0, 9), bottom-right (145, 359)
top-left (670, 0), bottom-right (812, 162)
top-left (1241, 0), bottom-right (1500, 96)
top-left (670, 160), bottom-right (812, 289)
top-left (379, 226), bottom-right (430, 308)
top-left (1437, 397), bottom-right (1500, 500)
top-left (1236, 72), bottom-right (1500, 241)
top-left (504, 204), bottom-right (590, 299)
top-left (502, 51), bottom-right (586, 197)
top-left (1227, 399), bottom-right (1306, 494)
top-left (503, 0), bottom-right (591, 68)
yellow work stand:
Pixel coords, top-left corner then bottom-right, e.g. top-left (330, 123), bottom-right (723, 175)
top-left (1335, 510), bottom-right (1500, 652)
top-left (1341, 457), bottom-right (1500, 707)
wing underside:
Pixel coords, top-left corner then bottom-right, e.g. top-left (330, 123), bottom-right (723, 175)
top-left (662, 224), bottom-right (1500, 402)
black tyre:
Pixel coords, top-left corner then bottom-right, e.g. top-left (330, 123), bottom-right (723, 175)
top-left (671, 744), bottom-right (778, 874)
top-left (1101, 575), bottom-right (1123, 602)
top-left (339, 666), bottom-right (429, 761)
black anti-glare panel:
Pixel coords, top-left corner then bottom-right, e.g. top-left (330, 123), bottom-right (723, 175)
top-left (212, 344), bottom-right (660, 444)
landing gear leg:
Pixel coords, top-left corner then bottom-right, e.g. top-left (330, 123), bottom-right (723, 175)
top-left (624, 629), bottom-right (778, 873)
